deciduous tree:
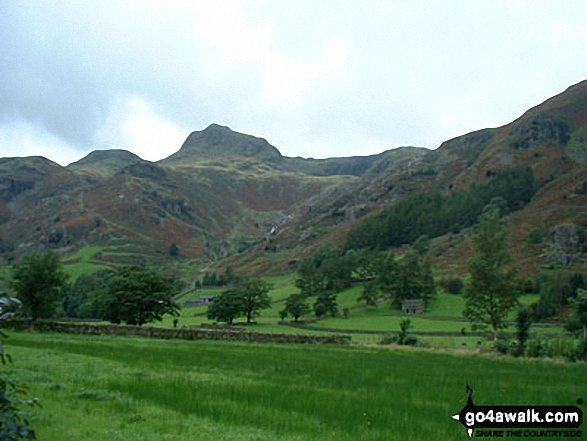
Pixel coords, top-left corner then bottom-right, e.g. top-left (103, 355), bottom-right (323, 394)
top-left (463, 210), bottom-right (520, 340)
top-left (207, 278), bottom-right (272, 325)
top-left (96, 266), bottom-right (179, 325)
top-left (11, 251), bottom-right (69, 321)
top-left (239, 279), bottom-right (272, 324)
top-left (283, 294), bottom-right (310, 321)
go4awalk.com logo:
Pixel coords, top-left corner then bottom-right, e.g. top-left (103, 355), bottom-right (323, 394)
top-left (452, 386), bottom-right (583, 438)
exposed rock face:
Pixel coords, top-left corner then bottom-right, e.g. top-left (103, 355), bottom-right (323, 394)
top-left (121, 162), bottom-right (167, 180)
top-left (0, 178), bottom-right (35, 201)
top-left (509, 114), bottom-right (571, 149)
top-left (549, 223), bottom-right (580, 250)
top-left (546, 223), bottom-right (583, 265)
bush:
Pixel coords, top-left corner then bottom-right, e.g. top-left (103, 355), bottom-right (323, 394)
top-left (527, 228), bottom-right (543, 244)
top-left (575, 339), bottom-right (587, 361)
top-left (525, 337), bottom-right (548, 358)
top-left (494, 339), bottom-right (510, 355)
top-left (0, 330), bottom-right (39, 440)
top-left (439, 277), bottom-right (463, 294)
top-left (379, 333), bottom-right (398, 345)
top-left (401, 334), bottom-right (419, 346)
top-left (507, 340), bottom-right (524, 357)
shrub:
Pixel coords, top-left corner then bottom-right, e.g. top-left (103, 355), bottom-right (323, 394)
top-left (379, 333), bottom-right (398, 345)
top-left (494, 339), bottom-right (510, 355)
top-left (527, 228), bottom-right (543, 244)
top-left (0, 330), bottom-right (39, 440)
top-left (525, 337), bottom-right (547, 358)
top-left (507, 340), bottom-right (524, 357)
top-left (575, 339), bottom-right (587, 361)
top-left (439, 277), bottom-right (464, 294)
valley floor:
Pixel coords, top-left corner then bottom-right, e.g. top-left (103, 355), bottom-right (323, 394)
top-left (5, 332), bottom-right (586, 441)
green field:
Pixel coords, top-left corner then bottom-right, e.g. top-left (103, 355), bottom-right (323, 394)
top-left (5, 332), bottom-right (586, 441)
top-left (157, 276), bottom-right (563, 350)
top-left (61, 246), bottom-right (112, 282)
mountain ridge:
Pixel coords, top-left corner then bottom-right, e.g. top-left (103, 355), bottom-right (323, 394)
top-left (0, 79), bottom-right (586, 277)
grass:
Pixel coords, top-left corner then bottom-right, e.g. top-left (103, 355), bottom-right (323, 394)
top-left (4, 331), bottom-right (586, 441)
top-left (152, 279), bottom-right (564, 350)
top-left (61, 246), bottom-right (112, 282)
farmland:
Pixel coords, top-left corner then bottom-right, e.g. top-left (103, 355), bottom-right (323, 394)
top-left (5, 331), bottom-right (586, 441)
top-left (161, 274), bottom-right (565, 349)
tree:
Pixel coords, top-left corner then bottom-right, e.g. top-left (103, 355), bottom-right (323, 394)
top-left (295, 259), bottom-right (326, 297)
top-left (314, 292), bottom-right (338, 318)
top-left (207, 289), bottom-right (245, 325)
top-left (283, 294), bottom-right (310, 321)
top-left (62, 270), bottom-right (111, 318)
top-left (378, 251), bottom-right (435, 307)
top-left (207, 278), bottom-right (272, 325)
top-left (567, 288), bottom-right (587, 340)
top-left (463, 210), bottom-right (520, 340)
top-left (515, 307), bottom-right (533, 355)
top-left (374, 251), bottom-right (399, 298)
top-left (239, 279), bottom-right (272, 324)
top-left (397, 318), bottom-right (417, 346)
top-left (11, 251), bottom-right (69, 321)
top-left (320, 254), bottom-right (354, 292)
top-left (533, 270), bottom-right (575, 320)
top-left (358, 280), bottom-right (378, 306)
top-left (169, 243), bottom-right (180, 257)
top-left (95, 266), bottom-right (179, 325)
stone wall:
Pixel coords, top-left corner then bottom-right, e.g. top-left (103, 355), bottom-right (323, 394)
top-left (0, 319), bottom-right (351, 345)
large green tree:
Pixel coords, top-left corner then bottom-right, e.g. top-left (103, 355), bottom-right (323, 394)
top-left (11, 251), bottom-right (69, 321)
top-left (239, 279), bottom-right (272, 324)
top-left (62, 270), bottom-right (111, 318)
top-left (96, 266), bottom-right (179, 325)
top-left (206, 289), bottom-right (245, 325)
top-left (463, 210), bottom-right (520, 340)
top-left (282, 294), bottom-right (310, 321)
top-left (207, 278), bottom-right (272, 325)
top-left (295, 259), bottom-right (326, 297)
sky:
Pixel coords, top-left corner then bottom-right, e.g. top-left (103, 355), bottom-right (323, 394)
top-left (1, 1), bottom-right (587, 166)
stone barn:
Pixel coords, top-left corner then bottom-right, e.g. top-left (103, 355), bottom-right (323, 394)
top-left (402, 298), bottom-right (424, 314)
top-left (184, 295), bottom-right (215, 308)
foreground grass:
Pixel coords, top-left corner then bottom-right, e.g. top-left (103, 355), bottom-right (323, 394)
top-left (4, 332), bottom-right (586, 440)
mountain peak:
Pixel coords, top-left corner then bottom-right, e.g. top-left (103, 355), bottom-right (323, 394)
top-left (68, 149), bottom-right (143, 177)
top-left (161, 124), bottom-right (283, 165)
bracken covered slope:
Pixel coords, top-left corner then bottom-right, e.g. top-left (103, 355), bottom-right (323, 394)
top-left (0, 80), bottom-right (586, 275)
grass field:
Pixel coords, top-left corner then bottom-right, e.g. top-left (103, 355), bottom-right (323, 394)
top-left (61, 246), bottom-right (112, 282)
top-left (156, 276), bottom-right (563, 350)
top-left (5, 331), bottom-right (586, 441)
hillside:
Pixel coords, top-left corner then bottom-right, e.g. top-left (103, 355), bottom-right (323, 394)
top-left (0, 79), bottom-right (586, 278)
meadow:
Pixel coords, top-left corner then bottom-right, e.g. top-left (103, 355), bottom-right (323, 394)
top-left (55, 247), bottom-right (565, 350)
top-left (163, 275), bottom-right (563, 349)
top-left (5, 331), bottom-right (586, 441)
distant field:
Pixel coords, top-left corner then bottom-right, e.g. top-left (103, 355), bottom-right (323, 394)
top-left (161, 277), bottom-right (562, 349)
top-left (5, 332), bottom-right (585, 441)
top-left (61, 246), bottom-right (112, 281)
top-left (3, 251), bottom-right (565, 349)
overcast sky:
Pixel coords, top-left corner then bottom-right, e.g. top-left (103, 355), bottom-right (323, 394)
top-left (1, 1), bottom-right (586, 166)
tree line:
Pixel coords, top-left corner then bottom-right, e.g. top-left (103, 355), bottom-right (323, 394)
top-left (345, 167), bottom-right (538, 250)
top-left (8, 252), bottom-right (179, 326)
top-left (279, 244), bottom-right (436, 322)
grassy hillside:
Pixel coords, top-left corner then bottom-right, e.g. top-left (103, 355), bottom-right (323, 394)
top-left (154, 273), bottom-right (569, 350)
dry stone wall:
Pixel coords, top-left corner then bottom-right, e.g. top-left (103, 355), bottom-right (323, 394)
top-left (0, 319), bottom-right (351, 345)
